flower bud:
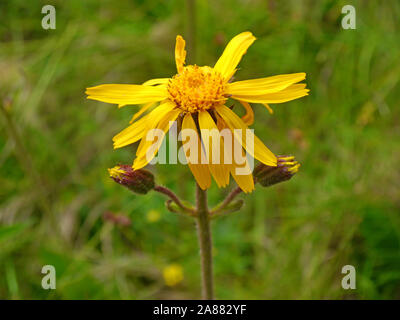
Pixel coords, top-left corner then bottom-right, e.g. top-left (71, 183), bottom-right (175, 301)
top-left (254, 155), bottom-right (300, 188)
top-left (108, 165), bottom-right (155, 194)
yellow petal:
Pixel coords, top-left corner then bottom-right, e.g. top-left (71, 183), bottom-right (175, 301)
top-left (231, 83), bottom-right (309, 104)
top-left (129, 102), bottom-right (156, 124)
top-left (175, 35), bottom-right (186, 73)
top-left (226, 73), bottom-right (306, 96)
top-left (231, 159), bottom-right (254, 193)
top-left (182, 114), bottom-right (211, 190)
top-left (238, 100), bottom-right (254, 125)
top-left (133, 108), bottom-right (181, 169)
top-left (213, 31), bottom-right (256, 80)
top-left (142, 78), bottom-right (170, 86)
top-left (216, 115), bottom-right (234, 172)
top-left (215, 105), bottom-right (277, 166)
top-left (113, 101), bottom-right (174, 149)
top-left (113, 114), bottom-right (150, 149)
top-left (217, 116), bottom-right (254, 193)
top-left (85, 84), bottom-right (167, 106)
top-left (198, 111), bottom-right (230, 187)
top-left (134, 102), bottom-right (177, 154)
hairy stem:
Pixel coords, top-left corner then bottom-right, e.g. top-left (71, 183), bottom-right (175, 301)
top-left (196, 184), bottom-right (214, 299)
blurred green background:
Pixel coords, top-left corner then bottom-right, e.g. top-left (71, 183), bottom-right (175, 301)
top-left (0, 0), bottom-right (399, 299)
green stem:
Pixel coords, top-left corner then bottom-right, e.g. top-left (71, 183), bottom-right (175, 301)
top-left (186, 0), bottom-right (197, 62)
top-left (186, 0), bottom-right (212, 300)
top-left (154, 185), bottom-right (195, 215)
top-left (196, 184), bottom-right (214, 299)
top-left (210, 186), bottom-right (242, 215)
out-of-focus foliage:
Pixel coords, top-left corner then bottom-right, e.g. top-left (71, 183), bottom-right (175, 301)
top-left (0, 0), bottom-right (399, 299)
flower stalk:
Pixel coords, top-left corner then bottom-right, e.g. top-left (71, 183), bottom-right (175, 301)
top-left (195, 184), bottom-right (214, 300)
top-left (154, 185), bottom-right (196, 216)
top-left (210, 186), bottom-right (243, 215)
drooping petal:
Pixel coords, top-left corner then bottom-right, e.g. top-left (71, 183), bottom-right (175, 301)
top-left (175, 35), bottom-right (187, 73)
top-left (134, 102), bottom-right (177, 156)
top-left (216, 116), bottom-right (254, 193)
top-left (213, 31), bottom-right (256, 80)
top-left (230, 152), bottom-right (254, 193)
top-left (215, 105), bottom-right (277, 167)
top-left (238, 100), bottom-right (254, 125)
top-left (85, 84), bottom-right (167, 106)
top-left (181, 113), bottom-right (211, 190)
top-left (129, 102), bottom-right (156, 124)
top-left (226, 73), bottom-right (306, 96)
top-left (113, 101), bottom-right (175, 149)
top-left (230, 83), bottom-right (309, 104)
top-left (198, 111), bottom-right (230, 187)
top-left (133, 107), bottom-right (181, 169)
top-left (113, 114), bottom-right (150, 149)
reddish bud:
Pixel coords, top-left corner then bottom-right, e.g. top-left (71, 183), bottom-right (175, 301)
top-left (254, 155), bottom-right (300, 188)
top-left (108, 165), bottom-right (155, 194)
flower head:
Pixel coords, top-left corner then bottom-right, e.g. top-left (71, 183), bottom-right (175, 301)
top-left (87, 32), bottom-right (309, 193)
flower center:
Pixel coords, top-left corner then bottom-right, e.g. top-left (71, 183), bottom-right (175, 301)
top-left (167, 65), bottom-right (227, 113)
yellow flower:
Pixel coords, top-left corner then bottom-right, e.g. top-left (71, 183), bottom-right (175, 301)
top-left (86, 32), bottom-right (309, 193)
top-left (162, 264), bottom-right (184, 287)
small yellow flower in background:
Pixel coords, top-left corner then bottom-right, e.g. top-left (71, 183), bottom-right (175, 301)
top-left (86, 32), bottom-right (309, 193)
top-left (146, 209), bottom-right (161, 223)
top-left (163, 264), bottom-right (184, 287)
